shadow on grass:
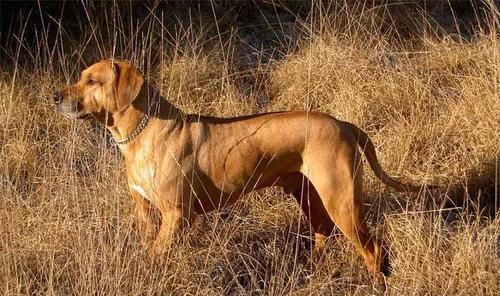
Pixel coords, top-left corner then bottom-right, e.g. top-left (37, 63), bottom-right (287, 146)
top-left (442, 156), bottom-right (499, 221)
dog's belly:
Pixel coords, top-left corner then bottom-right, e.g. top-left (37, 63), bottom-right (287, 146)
top-left (192, 152), bottom-right (303, 213)
top-left (192, 171), bottom-right (307, 214)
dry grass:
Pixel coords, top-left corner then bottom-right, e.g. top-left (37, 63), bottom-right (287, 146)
top-left (1, 2), bottom-right (499, 295)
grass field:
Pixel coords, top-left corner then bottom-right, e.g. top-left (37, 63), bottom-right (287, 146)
top-left (0, 2), bottom-right (498, 295)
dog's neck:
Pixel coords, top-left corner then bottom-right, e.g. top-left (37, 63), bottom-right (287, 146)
top-left (107, 85), bottom-right (184, 149)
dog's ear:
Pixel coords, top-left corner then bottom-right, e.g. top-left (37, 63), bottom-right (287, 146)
top-left (112, 61), bottom-right (144, 111)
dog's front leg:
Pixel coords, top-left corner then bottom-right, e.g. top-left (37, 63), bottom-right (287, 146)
top-left (149, 176), bottom-right (196, 255)
top-left (151, 205), bottom-right (186, 255)
top-left (130, 190), bottom-right (158, 243)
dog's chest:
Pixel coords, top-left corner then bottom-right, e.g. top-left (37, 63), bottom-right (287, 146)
top-left (128, 165), bottom-right (156, 202)
top-left (130, 183), bottom-right (150, 201)
top-left (126, 146), bottom-right (157, 202)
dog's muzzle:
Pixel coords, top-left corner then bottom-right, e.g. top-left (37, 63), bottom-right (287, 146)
top-left (53, 92), bottom-right (90, 119)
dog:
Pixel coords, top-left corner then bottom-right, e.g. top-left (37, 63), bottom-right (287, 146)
top-left (54, 60), bottom-right (434, 285)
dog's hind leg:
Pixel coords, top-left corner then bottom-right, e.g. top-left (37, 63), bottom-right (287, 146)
top-left (288, 175), bottom-right (335, 257)
top-left (302, 144), bottom-right (388, 285)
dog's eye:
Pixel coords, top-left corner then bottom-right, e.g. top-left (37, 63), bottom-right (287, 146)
top-left (87, 78), bottom-right (98, 85)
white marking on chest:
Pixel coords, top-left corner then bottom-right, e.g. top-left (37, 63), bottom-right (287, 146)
top-left (131, 184), bottom-right (151, 202)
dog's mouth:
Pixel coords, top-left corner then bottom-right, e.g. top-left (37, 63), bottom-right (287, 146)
top-left (75, 112), bottom-right (92, 119)
top-left (58, 108), bottom-right (92, 120)
top-left (60, 111), bottom-right (92, 120)
top-left (57, 102), bottom-right (92, 120)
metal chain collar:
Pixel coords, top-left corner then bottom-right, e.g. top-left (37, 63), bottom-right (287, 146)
top-left (109, 114), bottom-right (149, 145)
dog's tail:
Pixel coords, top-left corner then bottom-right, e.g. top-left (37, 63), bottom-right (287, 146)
top-left (341, 121), bottom-right (437, 192)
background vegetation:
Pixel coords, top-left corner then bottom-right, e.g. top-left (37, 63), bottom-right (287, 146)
top-left (0, 1), bottom-right (498, 295)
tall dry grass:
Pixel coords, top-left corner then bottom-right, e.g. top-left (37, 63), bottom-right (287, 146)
top-left (0, 2), bottom-right (498, 295)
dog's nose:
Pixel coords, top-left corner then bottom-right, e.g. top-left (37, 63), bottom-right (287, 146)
top-left (53, 92), bottom-right (63, 104)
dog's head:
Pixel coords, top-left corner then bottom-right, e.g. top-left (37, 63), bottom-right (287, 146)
top-left (53, 60), bottom-right (144, 124)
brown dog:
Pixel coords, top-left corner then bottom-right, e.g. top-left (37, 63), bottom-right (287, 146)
top-left (54, 60), bottom-right (432, 284)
